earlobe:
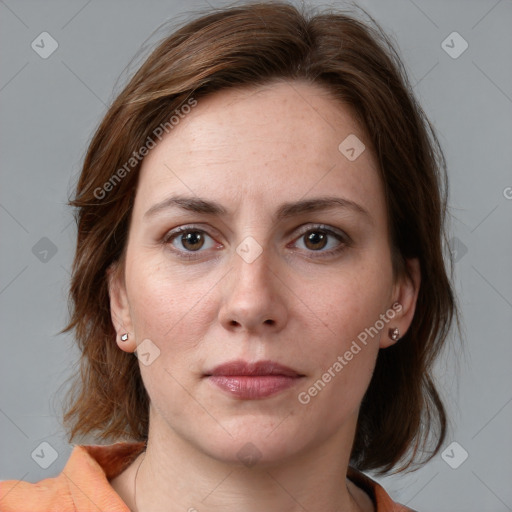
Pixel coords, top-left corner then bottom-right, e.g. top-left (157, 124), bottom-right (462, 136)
top-left (380, 258), bottom-right (421, 349)
top-left (107, 263), bottom-right (136, 353)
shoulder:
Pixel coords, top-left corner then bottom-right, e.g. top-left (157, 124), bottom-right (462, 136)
top-left (0, 475), bottom-right (73, 511)
top-left (0, 442), bottom-right (145, 511)
top-left (347, 467), bottom-right (417, 512)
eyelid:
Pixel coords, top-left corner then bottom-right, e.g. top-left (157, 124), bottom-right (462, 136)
top-left (162, 223), bottom-right (221, 242)
top-left (292, 223), bottom-right (349, 240)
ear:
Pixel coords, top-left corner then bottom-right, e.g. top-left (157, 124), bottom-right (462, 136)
top-left (380, 257), bottom-right (421, 349)
top-left (107, 262), bottom-right (136, 353)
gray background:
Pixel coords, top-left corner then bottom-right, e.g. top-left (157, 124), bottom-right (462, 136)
top-left (1, 0), bottom-right (511, 510)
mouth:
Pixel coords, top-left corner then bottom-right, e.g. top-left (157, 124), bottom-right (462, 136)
top-left (204, 360), bottom-right (305, 400)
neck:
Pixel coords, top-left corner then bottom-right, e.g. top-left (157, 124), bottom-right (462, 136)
top-left (113, 410), bottom-right (372, 512)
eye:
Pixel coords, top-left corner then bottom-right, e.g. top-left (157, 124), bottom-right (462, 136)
top-left (163, 224), bottom-right (350, 260)
top-left (164, 227), bottom-right (219, 256)
top-left (291, 225), bottom-right (349, 256)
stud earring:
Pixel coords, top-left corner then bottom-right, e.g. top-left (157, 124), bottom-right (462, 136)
top-left (120, 333), bottom-right (129, 342)
top-left (388, 327), bottom-right (400, 341)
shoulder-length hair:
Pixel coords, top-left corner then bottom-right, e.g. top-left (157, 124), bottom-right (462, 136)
top-left (61, 1), bottom-right (456, 474)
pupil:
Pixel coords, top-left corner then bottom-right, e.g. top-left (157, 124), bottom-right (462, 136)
top-left (183, 232), bottom-right (203, 250)
top-left (306, 232), bottom-right (326, 250)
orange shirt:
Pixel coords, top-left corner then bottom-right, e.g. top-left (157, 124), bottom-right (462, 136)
top-left (0, 442), bottom-right (413, 511)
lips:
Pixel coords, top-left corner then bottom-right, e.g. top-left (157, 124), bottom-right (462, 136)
top-left (207, 360), bottom-right (302, 378)
top-left (205, 360), bottom-right (304, 399)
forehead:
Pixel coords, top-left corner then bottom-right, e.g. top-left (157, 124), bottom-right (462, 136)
top-left (134, 80), bottom-right (384, 220)
top-left (154, 81), bottom-right (364, 166)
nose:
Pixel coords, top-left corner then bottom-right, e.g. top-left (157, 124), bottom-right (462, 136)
top-left (218, 245), bottom-right (288, 335)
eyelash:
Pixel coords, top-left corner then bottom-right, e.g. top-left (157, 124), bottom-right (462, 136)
top-left (162, 224), bottom-right (351, 261)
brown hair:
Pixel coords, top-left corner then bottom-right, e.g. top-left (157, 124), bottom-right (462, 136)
top-left (61, 1), bottom-right (456, 474)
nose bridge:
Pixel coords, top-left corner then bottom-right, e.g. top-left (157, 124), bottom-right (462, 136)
top-left (234, 241), bottom-right (270, 291)
top-left (231, 238), bottom-right (274, 305)
top-left (218, 237), bottom-right (287, 333)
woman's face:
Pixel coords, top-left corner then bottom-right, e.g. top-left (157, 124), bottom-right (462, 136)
top-left (109, 80), bottom-right (418, 465)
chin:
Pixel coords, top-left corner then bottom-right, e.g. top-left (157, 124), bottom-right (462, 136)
top-left (193, 420), bottom-right (313, 468)
top-left (205, 440), bottom-right (299, 468)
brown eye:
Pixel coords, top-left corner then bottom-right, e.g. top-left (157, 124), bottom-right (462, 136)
top-left (291, 225), bottom-right (349, 258)
top-left (165, 227), bottom-right (217, 256)
top-left (180, 231), bottom-right (205, 251)
top-left (304, 231), bottom-right (328, 251)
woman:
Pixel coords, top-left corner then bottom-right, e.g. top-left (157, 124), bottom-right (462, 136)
top-left (0, 2), bottom-right (456, 511)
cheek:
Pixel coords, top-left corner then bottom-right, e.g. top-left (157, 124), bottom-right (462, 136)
top-left (295, 258), bottom-right (393, 399)
top-left (125, 256), bottom-right (219, 348)
top-left (124, 260), bottom-right (220, 410)
top-left (303, 259), bottom-right (393, 342)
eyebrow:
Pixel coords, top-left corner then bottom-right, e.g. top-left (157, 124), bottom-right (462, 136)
top-left (144, 195), bottom-right (372, 223)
